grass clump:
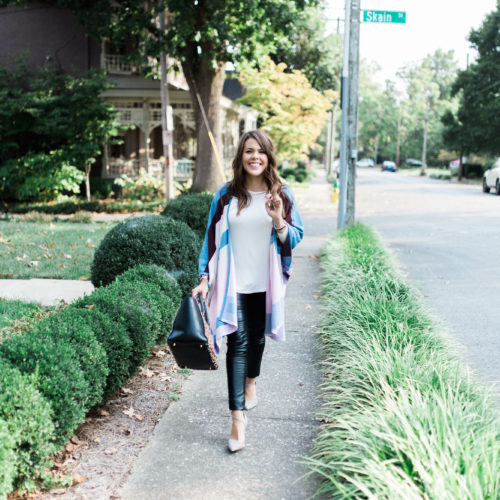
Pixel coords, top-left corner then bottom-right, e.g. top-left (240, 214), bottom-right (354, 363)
top-left (308, 223), bottom-right (500, 499)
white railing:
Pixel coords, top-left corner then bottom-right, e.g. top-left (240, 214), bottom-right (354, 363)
top-left (105, 158), bottom-right (195, 181)
top-left (105, 55), bottom-right (134, 75)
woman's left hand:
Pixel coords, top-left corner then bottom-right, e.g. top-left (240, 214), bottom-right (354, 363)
top-left (265, 193), bottom-right (284, 225)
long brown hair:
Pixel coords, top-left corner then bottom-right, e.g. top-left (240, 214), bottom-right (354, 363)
top-left (228, 130), bottom-right (289, 214)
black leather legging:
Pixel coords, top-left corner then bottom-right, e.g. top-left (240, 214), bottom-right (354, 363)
top-left (226, 292), bottom-right (266, 411)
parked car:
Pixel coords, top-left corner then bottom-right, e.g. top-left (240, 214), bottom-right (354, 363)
top-left (405, 158), bottom-right (423, 167)
top-left (381, 160), bottom-right (396, 172)
top-left (483, 157), bottom-right (500, 194)
top-left (356, 158), bottom-right (375, 168)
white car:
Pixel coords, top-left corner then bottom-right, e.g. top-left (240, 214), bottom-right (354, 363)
top-left (356, 158), bottom-right (375, 168)
top-left (483, 157), bottom-right (500, 195)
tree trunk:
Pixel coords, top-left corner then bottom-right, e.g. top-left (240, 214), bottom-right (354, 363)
top-left (421, 104), bottom-right (429, 176)
top-left (182, 53), bottom-right (226, 193)
top-left (458, 151), bottom-right (464, 181)
top-left (85, 164), bottom-right (91, 202)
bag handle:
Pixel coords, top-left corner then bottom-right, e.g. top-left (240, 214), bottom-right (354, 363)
top-left (195, 294), bottom-right (208, 320)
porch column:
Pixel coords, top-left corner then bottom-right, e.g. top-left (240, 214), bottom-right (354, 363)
top-left (143, 99), bottom-right (150, 173)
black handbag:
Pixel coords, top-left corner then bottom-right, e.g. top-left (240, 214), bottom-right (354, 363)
top-left (167, 295), bottom-right (218, 370)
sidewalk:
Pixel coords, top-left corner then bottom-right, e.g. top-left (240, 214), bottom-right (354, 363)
top-left (118, 174), bottom-right (336, 499)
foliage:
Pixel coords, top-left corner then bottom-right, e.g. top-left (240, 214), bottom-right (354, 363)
top-left (0, 360), bottom-right (55, 489)
top-left (90, 215), bottom-right (199, 296)
top-left (1, 0), bottom-right (315, 192)
top-left (0, 335), bottom-right (90, 444)
top-left (238, 58), bottom-right (334, 162)
top-left (62, 307), bottom-right (133, 397)
top-left (269, 5), bottom-right (342, 91)
top-left (32, 312), bottom-right (109, 407)
top-left (161, 192), bottom-right (214, 240)
top-left (0, 60), bottom-right (122, 202)
top-left (114, 169), bottom-right (165, 202)
top-left (75, 279), bottom-right (164, 369)
top-left (4, 199), bottom-right (165, 215)
top-left (307, 224), bottom-right (500, 498)
top-left (0, 418), bottom-right (15, 500)
top-left (443, 4), bottom-right (500, 157)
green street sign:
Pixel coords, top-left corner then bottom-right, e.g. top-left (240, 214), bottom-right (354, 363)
top-left (362, 10), bottom-right (406, 24)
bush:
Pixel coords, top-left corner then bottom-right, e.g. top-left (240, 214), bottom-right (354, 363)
top-left (116, 264), bottom-right (182, 336)
top-left (0, 419), bottom-right (15, 500)
top-left (90, 215), bottom-right (199, 296)
top-left (62, 307), bottom-right (133, 398)
top-left (161, 192), bottom-right (214, 240)
top-left (75, 278), bottom-right (164, 370)
top-left (114, 169), bottom-right (165, 201)
top-left (70, 211), bottom-right (94, 223)
top-left (0, 360), bottom-right (55, 490)
top-left (280, 167), bottom-right (296, 180)
top-left (31, 311), bottom-right (109, 407)
top-left (0, 335), bottom-right (90, 444)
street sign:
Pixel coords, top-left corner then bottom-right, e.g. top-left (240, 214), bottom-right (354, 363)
top-left (362, 10), bottom-right (406, 24)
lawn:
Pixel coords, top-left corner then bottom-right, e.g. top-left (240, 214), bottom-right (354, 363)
top-left (0, 220), bottom-right (116, 280)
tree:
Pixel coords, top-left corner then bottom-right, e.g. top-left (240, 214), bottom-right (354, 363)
top-left (0, 60), bottom-right (121, 202)
top-left (444, 2), bottom-right (500, 158)
top-left (269, 5), bottom-right (342, 92)
top-left (1, 0), bottom-right (315, 192)
top-left (237, 58), bottom-right (334, 163)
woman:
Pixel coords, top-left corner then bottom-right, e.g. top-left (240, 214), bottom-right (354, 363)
top-left (192, 130), bottom-right (304, 452)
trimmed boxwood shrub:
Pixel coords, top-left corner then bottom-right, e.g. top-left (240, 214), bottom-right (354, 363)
top-left (161, 192), bottom-right (214, 240)
top-left (63, 307), bottom-right (133, 398)
top-left (116, 264), bottom-right (182, 335)
top-left (75, 278), bottom-right (163, 370)
top-left (31, 311), bottom-right (109, 407)
top-left (90, 215), bottom-right (199, 296)
top-left (0, 360), bottom-right (55, 490)
top-left (0, 335), bottom-right (90, 444)
top-left (0, 419), bottom-right (15, 500)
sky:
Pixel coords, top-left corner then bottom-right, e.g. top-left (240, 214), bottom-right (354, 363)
top-left (326, 0), bottom-right (498, 83)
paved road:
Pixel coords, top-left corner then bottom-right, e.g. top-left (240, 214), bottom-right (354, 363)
top-left (356, 168), bottom-right (500, 393)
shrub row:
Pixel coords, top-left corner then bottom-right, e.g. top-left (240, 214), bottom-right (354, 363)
top-left (308, 224), bottom-right (500, 499)
top-left (0, 263), bottom-right (181, 495)
top-left (2, 199), bottom-right (165, 215)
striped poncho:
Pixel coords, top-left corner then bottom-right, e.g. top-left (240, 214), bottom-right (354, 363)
top-left (198, 182), bottom-right (304, 353)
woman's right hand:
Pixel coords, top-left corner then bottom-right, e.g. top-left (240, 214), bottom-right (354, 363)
top-left (191, 277), bottom-right (209, 300)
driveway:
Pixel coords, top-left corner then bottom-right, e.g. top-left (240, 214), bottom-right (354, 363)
top-left (356, 169), bottom-right (500, 393)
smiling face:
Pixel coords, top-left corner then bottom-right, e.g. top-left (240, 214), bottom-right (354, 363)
top-left (242, 137), bottom-right (269, 181)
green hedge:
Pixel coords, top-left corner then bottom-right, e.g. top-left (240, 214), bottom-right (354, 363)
top-left (91, 215), bottom-right (199, 296)
top-left (0, 335), bottom-right (90, 445)
top-left (161, 192), bottom-right (214, 240)
top-left (0, 419), bottom-right (15, 500)
top-left (0, 360), bottom-right (55, 490)
top-left (76, 279), bottom-right (163, 370)
top-left (2, 199), bottom-right (165, 215)
top-left (63, 307), bottom-right (133, 398)
top-left (32, 312), bottom-right (109, 407)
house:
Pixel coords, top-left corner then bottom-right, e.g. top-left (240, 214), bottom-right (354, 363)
top-left (0, 2), bottom-right (257, 182)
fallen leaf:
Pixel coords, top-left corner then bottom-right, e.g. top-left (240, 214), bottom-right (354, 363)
top-left (49, 243), bottom-right (55, 248)
top-left (93, 437), bottom-right (101, 444)
top-left (121, 387), bottom-right (133, 395)
top-left (87, 304), bottom-right (95, 310)
top-left (305, 304), bottom-right (312, 309)
top-left (51, 489), bottom-right (66, 495)
top-left (29, 261), bottom-right (40, 267)
top-left (57, 264), bottom-right (66, 269)
top-left (313, 295), bottom-right (319, 300)
top-left (44, 252), bottom-right (51, 259)
top-left (135, 414), bottom-right (144, 421)
top-left (15, 256), bottom-right (24, 261)
top-left (154, 350), bottom-right (166, 358)
top-left (70, 436), bottom-right (87, 446)
top-left (315, 417), bottom-right (334, 423)
top-left (139, 367), bottom-right (154, 378)
top-left (123, 406), bottom-right (136, 418)
top-left (0, 273), bottom-right (13, 278)
top-left (64, 254), bottom-right (72, 259)
top-left (72, 473), bottom-right (88, 485)
top-left (123, 428), bottom-right (133, 435)
top-left (79, 274), bottom-right (90, 281)
top-left (97, 409), bottom-right (110, 417)
top-left (65, 443), bottom-right (77, 453)
top-left (104, 448), bottom-right (117, 456)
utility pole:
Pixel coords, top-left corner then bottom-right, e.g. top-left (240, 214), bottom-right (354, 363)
top-left (338, 0), bottom-right (360, 228)
top-left (159, 10), bottom-right (174, 202)
top-left (396, 105), bottom-right (402, 167)
top-left (421, 101), bottom-right (429, 176)
top-left (325, 110), bottom-right (332, 174)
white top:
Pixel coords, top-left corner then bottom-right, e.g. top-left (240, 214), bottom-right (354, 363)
top-left (228, 190), bottom-right (288, 293)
